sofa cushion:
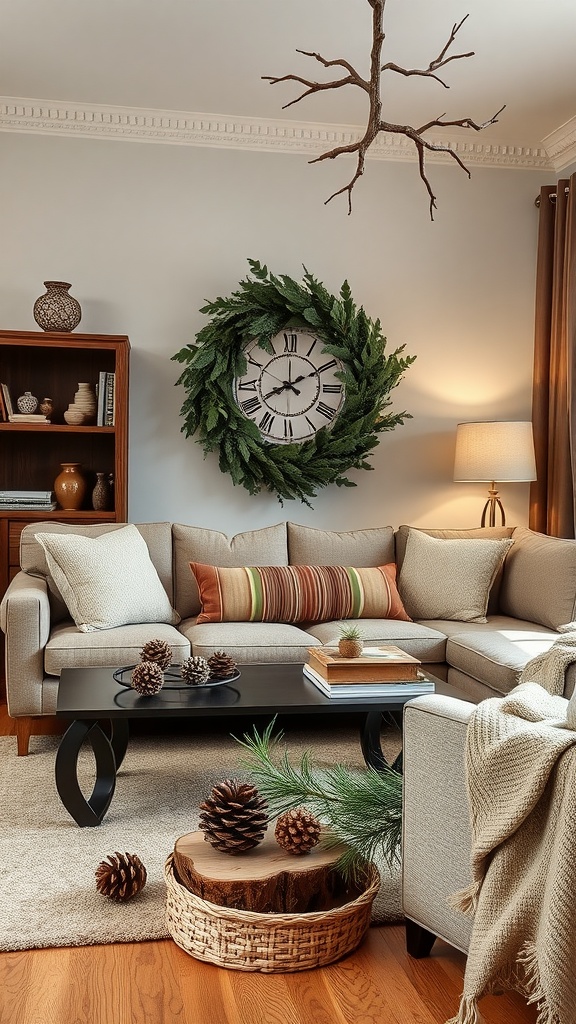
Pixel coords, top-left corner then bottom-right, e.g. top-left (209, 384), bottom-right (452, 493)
top-left (20, 521), bottom-right (174, 623)
top-left (35, 525), bottom-right (180, 632)
top-left (173, 523), bottom-right (288, 620)
top-left (189, 562), bottom-right (410, 625)
top-left (395, 525), bottom-right (513, 614)
top-left (180, 619), bottom-right (321, 663)
top-left (44, 621), bottom-right (190, 676)
top-left (398, 530), bottom-right (513, 623)
top-left (306, 618), bottom-right (447, 663)
top-left (446, 629), bottom-right (558, 697)
top-left (288, 522), bottom-right (395, 566)
top-left (500, 526), bottom-right (576, 630)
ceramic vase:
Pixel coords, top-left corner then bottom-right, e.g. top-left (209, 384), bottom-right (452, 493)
top-left (72, 383), bottom-right (97, 424)
top-left (54, 463), bottom-right (86, 511)
top-left (16, 391), bottom-right (39, 414)
top-left (91, 472), bottom-right (112, 512)
top-left (33, 281), bottom-right (82, 333)
top-left (39, 397), bottom-right (54, 420)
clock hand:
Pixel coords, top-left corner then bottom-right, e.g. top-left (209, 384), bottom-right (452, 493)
top-left (264, 382), bottom-right (301, 399)
top-left (291, 370), bottom-right (319, 386)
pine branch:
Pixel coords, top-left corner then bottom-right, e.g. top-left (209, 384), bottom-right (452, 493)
top-left (234, 720), bottom-right (402, 877)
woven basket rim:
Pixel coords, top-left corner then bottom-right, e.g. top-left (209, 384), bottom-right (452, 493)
top-left (164, 853), bottom-right (380, 925)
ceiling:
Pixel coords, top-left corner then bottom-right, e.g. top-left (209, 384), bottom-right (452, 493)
top-left (1, 0), bottom-right (576, 167)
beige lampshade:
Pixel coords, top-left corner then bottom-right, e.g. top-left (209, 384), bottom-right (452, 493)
top-left (454, 421), bottom-right (537, 483)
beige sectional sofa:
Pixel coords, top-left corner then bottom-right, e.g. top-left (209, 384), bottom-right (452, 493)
top-left (2, 519), bottom-right (576, 754)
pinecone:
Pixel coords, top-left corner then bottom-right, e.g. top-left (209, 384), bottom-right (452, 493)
top-left (95, 851), bottom-right (147, 901)
top-left (199, 778), bottom-right (269, 854)
top-left (274, 807), bottom-right (322, 855)
top-left (140, 638), bottom-right (172, 670)
top-left (131, 660), bottom-right (164, 695)
top-left (181, 655), bottom-right (211, 686)
top-left (207, 651), bottom-right (237, 680)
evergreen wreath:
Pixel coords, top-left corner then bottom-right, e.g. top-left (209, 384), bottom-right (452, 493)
top-left (173, 259), bottom-right (415, 505)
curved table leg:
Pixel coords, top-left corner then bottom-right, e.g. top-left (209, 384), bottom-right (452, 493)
top-left (55, 720), bottom-right (118, 827)
top-left (360, 711), bottom-right (403, 773)
top-left (103, 718), bottom-right (130, 771)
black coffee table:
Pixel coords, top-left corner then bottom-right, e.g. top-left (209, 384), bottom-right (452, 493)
top-left (55, 662), bottom-right (461, 827)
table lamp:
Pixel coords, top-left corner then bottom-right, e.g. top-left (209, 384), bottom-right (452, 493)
top-left (453, 421), bottom-right (536, 526)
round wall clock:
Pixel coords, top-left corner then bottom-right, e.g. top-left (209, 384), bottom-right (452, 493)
top-left (173, 260), bottom-right (415, 506)
top-left (233, 329), bottom-right (345, 445)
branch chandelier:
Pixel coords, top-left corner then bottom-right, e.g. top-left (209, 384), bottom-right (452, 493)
top-left (263, 1), bottom-right (505, 219)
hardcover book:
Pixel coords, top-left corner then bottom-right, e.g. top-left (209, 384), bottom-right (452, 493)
top-left (307, 644), bottom-right (421, 683)
top-left (303, 663), bottom-right (434, 698)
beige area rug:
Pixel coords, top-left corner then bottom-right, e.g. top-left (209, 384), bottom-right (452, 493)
top-left (0, 717), bottom-right (402, 951)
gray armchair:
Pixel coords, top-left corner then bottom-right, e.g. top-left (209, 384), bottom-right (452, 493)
top-left (402, 694), bottom-right (475, 957)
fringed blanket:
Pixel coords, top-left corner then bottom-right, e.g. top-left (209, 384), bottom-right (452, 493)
top-left (448, 638), bottom-right (576, 1024)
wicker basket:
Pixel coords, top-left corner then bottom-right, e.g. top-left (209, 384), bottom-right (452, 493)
top-left (164, 853), bottom-right (380, 972)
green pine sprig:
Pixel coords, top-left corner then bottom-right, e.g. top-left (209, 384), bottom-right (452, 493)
top-left (234, 719), bottom-right (402, 880)
top-left (173, 259), bottom-right (415, 505)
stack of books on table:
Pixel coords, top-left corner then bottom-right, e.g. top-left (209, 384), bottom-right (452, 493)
top-left (0, 489), bottom-right (57, 511)
top-left (303, 644), bottom-right (435, 699)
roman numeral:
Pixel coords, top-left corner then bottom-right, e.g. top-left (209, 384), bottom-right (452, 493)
top-left (248, 354), bottom-right (263, 368)
top-left (283, 333), bottom-right (298, 353)
top-left (241, 396), bottom-right (261, 415)
top-left (283, 418), bottom-right (294, 440)
top-left (305, 338), bottom-right (317, 357)
top-left (317, 359), bottom-right (337, 374)
top-left (305, 416), bottom-right (316, 432)
top-left (317, 402), bottom-right (336, 420)
top-left (322, 383), bottom-right (342, 394)
top-left (259, 411), bottom-right (275, 433)
top-left (238, 379), bottom-right (257, 391)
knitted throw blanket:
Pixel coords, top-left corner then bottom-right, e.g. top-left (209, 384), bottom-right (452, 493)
top-left (448, 679), bottom-right (576, 1024)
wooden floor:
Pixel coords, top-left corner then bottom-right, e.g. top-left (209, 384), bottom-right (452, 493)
top-left (0, 708), bottom-right (536, 1024)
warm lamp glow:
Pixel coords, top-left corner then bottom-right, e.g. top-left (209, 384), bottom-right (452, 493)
top-left (454, 421), bottom-right (536, 525)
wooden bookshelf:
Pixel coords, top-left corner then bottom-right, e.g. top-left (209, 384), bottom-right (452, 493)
top-left (0, 330), bottom-right (130, 694)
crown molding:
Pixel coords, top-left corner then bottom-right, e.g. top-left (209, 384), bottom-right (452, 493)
top-left (0, 96), bottom-right (553, 171)
top-left (541, 116), bottom-right (576, 172)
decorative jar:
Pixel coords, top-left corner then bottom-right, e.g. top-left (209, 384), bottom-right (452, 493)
top-left (92, 472), bottom-right (112, 511)
top-left (33, 281), bottom-right (82, 333)
top-left (54, 463), bottom-right (86, 511)
top-left (16, 391), bottom-right (39, 414)
top-left (39, 397), bottom-right (54, 420)
top-left (72, 382), bottom-right (97, 424)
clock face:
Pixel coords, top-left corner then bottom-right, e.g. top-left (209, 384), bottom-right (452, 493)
top-left (234, 329), bottom-right (345, 444)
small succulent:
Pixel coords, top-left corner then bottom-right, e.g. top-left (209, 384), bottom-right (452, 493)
top-left (338, 623), bottom-right (365, 659)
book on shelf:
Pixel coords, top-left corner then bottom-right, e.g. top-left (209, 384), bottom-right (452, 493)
top-left (306, 644), bottom-right (421, 683)
top-left (96, 371), bottom-right (107, 426)
top-left (0, 489), bottom-right (54, 499)
top-left (104, 372), bottom-right (115, 426)
top-left (0, 386), bottom-right (6, 421)
top-left (303, 663), bottom-right (435, 699)
top-left (1, 383), bottom-right (14, 418)
top-left (0, 502), bottom-right (57, 511)
top-left (7, 413), bottom-right (49, 422)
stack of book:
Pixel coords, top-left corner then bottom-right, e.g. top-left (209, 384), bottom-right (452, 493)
top-left (303, 644), bottom-right (435, 699)
top-left (96, 372), bottom-right (116, 426)
top-left (0, 489), bottom-right (57, 511)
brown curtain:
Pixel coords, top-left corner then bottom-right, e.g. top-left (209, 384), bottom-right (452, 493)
top-left (529, 172), bottom-right (576, 537)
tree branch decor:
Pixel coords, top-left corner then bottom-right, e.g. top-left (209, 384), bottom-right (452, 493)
top-left (172, 259), bottom-right (415, 506)
top-left (235, 720), bottom-right (403, 879)
top-left (263, 2), bottom-right (505, 218)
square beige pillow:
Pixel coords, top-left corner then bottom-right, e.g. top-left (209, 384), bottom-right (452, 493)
top-left (35, 524), bottom-right (180, 632)
top-left (398, 528), bottom-right (513, 623)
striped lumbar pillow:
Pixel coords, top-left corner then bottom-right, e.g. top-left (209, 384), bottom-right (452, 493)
top-left (189, 562), bottom-right (411, 625)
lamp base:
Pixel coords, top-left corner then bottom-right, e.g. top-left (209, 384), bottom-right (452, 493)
top-left (480, 486), bottom-right (506, 527)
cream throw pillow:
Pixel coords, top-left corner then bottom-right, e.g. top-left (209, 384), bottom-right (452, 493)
top-left (398, 529), bottom-right (513, 622)
top-left (36, 525), bottom-right (180, 632)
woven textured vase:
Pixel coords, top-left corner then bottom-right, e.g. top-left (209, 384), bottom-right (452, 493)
top-left (33, 281), bottom-right (82, 333)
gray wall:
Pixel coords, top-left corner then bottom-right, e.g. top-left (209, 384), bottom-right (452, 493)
top-left (0, 131), bottom-right (551, 532)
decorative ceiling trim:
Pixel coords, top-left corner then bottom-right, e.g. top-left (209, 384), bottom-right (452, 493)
top-left (541, 116), bottom-right (576, 172)
top-left (0, 96), bottom-right (553, 170)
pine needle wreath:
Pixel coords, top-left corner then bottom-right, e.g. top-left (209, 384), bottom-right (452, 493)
top-left (173, 259), bottom-right (415, 505)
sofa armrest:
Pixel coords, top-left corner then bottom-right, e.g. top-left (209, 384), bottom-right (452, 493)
top-left (402, 694), bottom-right (475, 953)
top-left (0, 571), bottom-right (51, 717)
